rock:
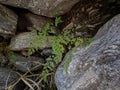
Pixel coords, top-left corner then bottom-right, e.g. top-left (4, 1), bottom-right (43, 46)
top-left (0, 68), bottom-right (19, 90)
top-left (25, 13), bottom-right (53, 30)
top-left (94, 14), bottom-right (120, 40)
top-left (8, 54), bottom-right (44, 72)
top-left (17, 12), bottom-right (53, 31)
top-left (0, 4), bottom-right (17, 38)
top-left (9, 32), bottom-right (34, 51)
top-left (9, 32), bottom-right (52, 51)
top-left (0, 0), bottom-right (80, 17)
top-left (0, 53), bottom-right (8, 66)
top-left (55, 14), bottom-right (120, 90)
top-left (40, 48), bottom-right (52, 57)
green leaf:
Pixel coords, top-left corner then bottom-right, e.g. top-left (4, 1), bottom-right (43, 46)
top-left (41, 70), bottom-right (48, 82)
top-left (8, 51), bottom-right (16, 62)
top-left (55, 17), bottom-right (62, 27)
top-left (64, 59), bottom-right (72, 74)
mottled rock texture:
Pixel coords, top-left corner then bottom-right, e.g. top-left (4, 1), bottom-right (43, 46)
top-left (9, 32), bottom-right (52, 51)
top-left (55, 14), bottom-right (120, 90)
top-left (0, 4), bottom-right (17, 38)
top-left (0, 68), bottom-right (18, 90)
top-left (25, 13), bottom-right (52, 30)
top-left (0, 0), bottom-right (80, 17)
top-left (17, 12), bottom-right (53, 31)
top-left (8, 54), bottom-right (44, 72)
top-left (0, 53), bottom-right (8, 66)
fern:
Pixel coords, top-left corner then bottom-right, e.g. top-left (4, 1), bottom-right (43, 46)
top-left (29, 17), bottom-right (93, 82)
top-left (55, 17), bottom-right (62, 27)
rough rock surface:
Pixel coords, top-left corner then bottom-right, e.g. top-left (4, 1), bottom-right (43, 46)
top-left (55, 14), bottom-right (120, 90)
top-left (40, 48), bottom-right (52, 57)
top-left (25, 13), bottom-right (53, 30)
top-left (17, 12), bottom-right (53, 31)
top-left (0, 4), bottom-right (17, 38)
top-left (0, 53), bottom-right (8, 66)
top-left (0, 0), bottom-right (80, 17)
top-left (9, 32), bottom-right (52, 51)
top-left (0, 68), bottom-right (18, 90)
top-left (8, 54), bottom-right (44, 72)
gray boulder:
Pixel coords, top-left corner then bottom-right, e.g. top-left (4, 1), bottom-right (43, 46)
top-left (0, 68), bottom-right (18, 90)
top-left (0, 0), bottom-right (80, 17)
top-left (0, 4), bottom-right (17, 38)
top-left (55, 14), bottom-right (120, 90)
top-left (9, 32), bottom-right (52, 51)
top-left (8, 54), bottom-right (44, 72)
top-left (17, 12), bottom-right (53, 31)
top-left (25, 13), bottom-right (53, 30)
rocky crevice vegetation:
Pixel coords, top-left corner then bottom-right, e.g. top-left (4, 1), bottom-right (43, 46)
top-left (0, 0), bottom-right (119, 90)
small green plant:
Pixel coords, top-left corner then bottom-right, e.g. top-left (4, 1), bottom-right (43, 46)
top-left (7, 51), bottom-right (16, 62)
top-left (55, 17), bottom-right (62, 27)
top-left (0, 42), bottom-right (16, 62)
top-left (28, 17), bottom-right (92, 84)
top-left (28, 23), bottom-right (52, 55)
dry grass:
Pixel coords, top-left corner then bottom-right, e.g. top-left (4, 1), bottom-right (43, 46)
top-left (5, 62), bottom-right (56, 90)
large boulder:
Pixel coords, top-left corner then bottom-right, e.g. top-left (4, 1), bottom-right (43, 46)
top-left (0, 0), bottom-right (80, 17)
top-left (0, 4), bottom-right (17, 38)
top-left (55, 14), bottom-right (120, 90)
